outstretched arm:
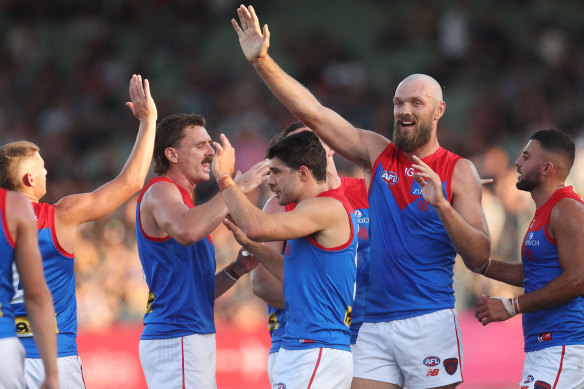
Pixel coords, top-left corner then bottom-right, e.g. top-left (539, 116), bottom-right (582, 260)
top-left (232, 5), bottom-right (388, 172)
top-left (54, 75), bottom-right (157, 250)
top-left (9, 192), bottom-right (58, 389)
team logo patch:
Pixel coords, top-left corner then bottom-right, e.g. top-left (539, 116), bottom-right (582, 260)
top-left (423, 356), bottom-right (440, 367)
top-left (358, 227), bottom-right (369, 240)
top-left (417, 199), bottom-right (429, 211)
top-left (276, 383), bottom-right (286, 389)
top-left (534, 381), bottom-right (551, 389)
top-left (524, 375), bottom-right (534, 383)
top-left (443, 358), bottom-right (458, 375)
top-left (381, 170), bottom-right (399, 185)
top-left (538, 332), bottom-right (552, 342)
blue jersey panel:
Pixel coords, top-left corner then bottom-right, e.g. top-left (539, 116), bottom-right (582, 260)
top-left (365, 145), bottom-right (460, 322)
top-left (521, 187), bottom-right (584, 351)
top-left (281, 188), bottom-right (357, 352)
top-left (137, 177), bottom-right (216, 339)
top-left (12, 203), bottom-right (77, 358)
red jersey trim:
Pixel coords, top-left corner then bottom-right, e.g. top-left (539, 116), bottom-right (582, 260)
top-left (33, 202), bottom-right (73, 258)
top-left (0, 189), bottom-right (15, 248)
top-left (536, 187), bottom-right (583, 245)
top-left (306, 187), bottom-right (355, 251)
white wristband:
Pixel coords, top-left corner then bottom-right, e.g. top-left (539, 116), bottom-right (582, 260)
top-left (474, 258), bottom-right (492, 275)
top-left (493, 296), bottom-right (519, 317)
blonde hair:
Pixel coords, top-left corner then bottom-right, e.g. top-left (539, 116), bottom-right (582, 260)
top-left (0, 141), bottom-right (39, 190)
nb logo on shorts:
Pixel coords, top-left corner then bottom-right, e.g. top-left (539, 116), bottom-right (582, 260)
top-left (275, 384), bottom-right (286, 389)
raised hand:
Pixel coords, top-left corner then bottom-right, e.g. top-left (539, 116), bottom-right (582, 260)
top-left (234, 158), bottom-right (270, 193)
top-left (231, 4), bottom-right (270, 62)
top-left (125, 74), bottom-right (157, 122)
top-left (411, 155), bottom-right (447, 208)
top-left (212, 133), bottom-right (236, 180)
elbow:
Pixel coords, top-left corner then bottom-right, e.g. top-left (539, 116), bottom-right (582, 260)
top-left (242, 224), bottom-right (265, 242)
top-left (569, 275), bottom-right (584, 296)
top-left (175, 229), bottom-right (207, 246)
top-left (462, 241), bottom-right (491, 270)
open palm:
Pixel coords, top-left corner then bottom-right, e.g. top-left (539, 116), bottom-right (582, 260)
top-left (231, 5), bottom-right (270, 62)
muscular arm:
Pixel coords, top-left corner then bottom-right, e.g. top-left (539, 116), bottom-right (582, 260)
top-left (517, 198), bottom-right (584, 313)
top-left (481, 259), bottom-right (524, 287)
top-left (143, 182), bottom-right (228, 246)
top-left (54, 75), bottom-right (157, 250)
top-left (232, 5), bottom-right (388, 172)
top-left (415, 157), bottom-right (491, 270)
top-left (9, 192), bottom-right (58, 387)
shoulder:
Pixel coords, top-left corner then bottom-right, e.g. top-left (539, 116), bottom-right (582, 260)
top-left (6, 191), bottom-right (35, 228)
top-left (143, 180), bottom-right (182, 201)
top-left (452, 159), bottom-right (481, 187)
top-left (6, 191), bottom-right (34, 216)
top-left (551, 197), bottom-right (584, 224)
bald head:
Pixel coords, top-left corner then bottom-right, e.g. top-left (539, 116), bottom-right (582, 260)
top-left (396, 74), bottom-right (443, 103)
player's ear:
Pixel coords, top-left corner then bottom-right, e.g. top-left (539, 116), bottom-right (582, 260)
top-left (165, 147), bottom-right (178, 164)
top-left (434, 101), bottom-right (446, 121)
top-left (542, 161), bottom-right (553, 176)
top-left (297, 165), bottom-right (310, 182)
top-left (22, 172), bottom-right (34, 188)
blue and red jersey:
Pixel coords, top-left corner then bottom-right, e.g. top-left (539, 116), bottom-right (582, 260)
top-left (0, 188), bottom-right (17, 339)
top-left (136, 177), bottom-right (216, 339)
top-left (267, 177), bottom-right (369, 350)
top-left (281, 186), bottom-right (358, 352)
top-left (521, 186), bottom-right (584, 351)
top-left (12, 201), bottom-right (77, 358)
top-left (365, 144), bottom-right (461, 322)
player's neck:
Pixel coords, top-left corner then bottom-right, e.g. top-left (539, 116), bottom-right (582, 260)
top-left (297, 181), bottom-right (329, 204)
top-left (326, 167), bottom-right (341, 190)
top-left (18, 188), bottom-right (39, 203)
top-left (164, 172), bottom-right (196, 199)
top-left (401, 138), bottom-right (440, 160)
top-left (531, 181), bottom-right (566, 209)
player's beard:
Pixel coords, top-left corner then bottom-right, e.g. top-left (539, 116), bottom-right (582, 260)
top-left (392, 117), bottom-right (432, 153)
top-left (516, 169), bottom-right (540, 192)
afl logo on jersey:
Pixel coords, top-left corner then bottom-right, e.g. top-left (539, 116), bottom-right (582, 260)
top-left (276, 384), bottom-right (286, 389)
top-left (381, 170), bottom-right (399, 185)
